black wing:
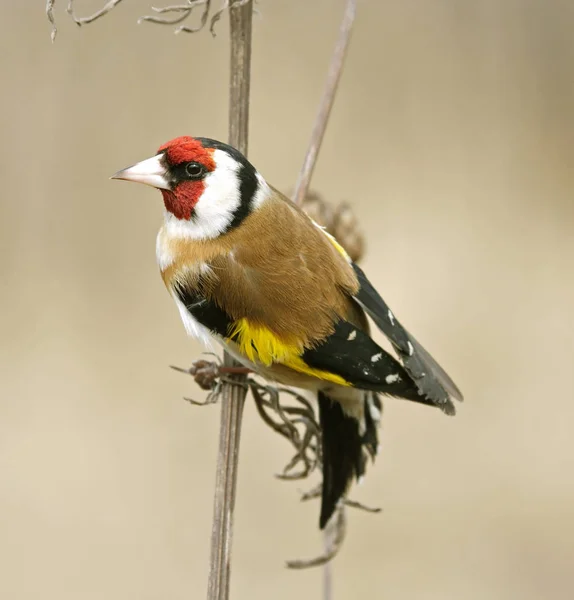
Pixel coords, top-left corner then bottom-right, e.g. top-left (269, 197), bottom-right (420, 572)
top-left (302, 319), bottom-right (445, 412)
top-left (350, 262), bottom-right (463, 413)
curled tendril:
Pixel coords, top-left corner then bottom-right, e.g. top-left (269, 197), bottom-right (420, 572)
top-left (48, 0), bottom-right (252, 39)
top-left (171, 356), bottom-right (381, 568)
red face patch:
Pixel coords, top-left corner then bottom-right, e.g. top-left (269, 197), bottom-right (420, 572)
top-left (160, 183), bottom-right (202, 221)
top-left (157, 136), bottom-right (216, 172)
top-left (156, 136), bottom-right (218, 220)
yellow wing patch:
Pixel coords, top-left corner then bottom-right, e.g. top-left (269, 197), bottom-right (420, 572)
top-left (229, 318), bottom-right (349, 386)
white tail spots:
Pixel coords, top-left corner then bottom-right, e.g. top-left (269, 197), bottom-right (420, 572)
top-left (388, 309), bottom-right (395, 326)
top-left (371, 352), bottom-right (383, 363)
top-left (347, 330), bottom-right (357, 341)
top-left (366, 395), bottom-right (382, 422)
top-left (407, 341), bottom-right (414, 356)
top-left (385, 373), bottom-right (400, 384)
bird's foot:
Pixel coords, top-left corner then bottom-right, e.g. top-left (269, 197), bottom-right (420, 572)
top-left (170, 357), bottom-right (252, 405)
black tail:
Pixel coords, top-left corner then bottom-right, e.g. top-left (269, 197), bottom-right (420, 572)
top-left (317, 391), bottom-right (382, 529)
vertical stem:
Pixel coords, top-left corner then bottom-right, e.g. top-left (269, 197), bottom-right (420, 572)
top-left (228, 1), bottom-right (252, 155)
top-left (322, 547), bottom-right (333, 600)
top-left (289, 2), bottom-right (357, 598)
top-left (292, 0), bottom-right (357, 206)
top-left (207, 2), bottom-right (253, 599)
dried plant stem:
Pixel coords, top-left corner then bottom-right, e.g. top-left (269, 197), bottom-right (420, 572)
top-left (207, 2), bottom-right (253, 599)
top-left (227, 1), bottom-right (251, 153)
top-left (67, 0), bottom-right (125, 25)
top-left (286, 507), bottom-right (347, 569)
top-left (47, 0), bottom-right (232, 40)
top-left (207, 354), bottom-right (246, 600)
top-left (292, 0), bottom-right (357, 206)
top-left (323, 558), bottom-right (333, 600)
top-left (46, 0), bottom-right (57, 41)
top-left (289, 1), bottom-right (357, 595)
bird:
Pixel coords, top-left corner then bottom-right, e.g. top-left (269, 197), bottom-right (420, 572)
top-left (111, 136), bottom-right (463, 529)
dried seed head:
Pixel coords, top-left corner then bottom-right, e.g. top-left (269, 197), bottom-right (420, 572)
top-left (299, 191), bottom-right (365, 263)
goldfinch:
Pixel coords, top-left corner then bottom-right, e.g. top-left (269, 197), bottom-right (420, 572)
top-left (112, 136), bottom-right (463, 528)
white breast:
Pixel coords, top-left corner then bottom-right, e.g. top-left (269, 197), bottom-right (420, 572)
top-left (156, 227), bottom-right (214, 348)
top-left (156, 227), bottom-right (175, 270)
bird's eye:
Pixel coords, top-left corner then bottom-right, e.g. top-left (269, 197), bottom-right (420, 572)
top-left (185, 162), bottom-right (204, 179)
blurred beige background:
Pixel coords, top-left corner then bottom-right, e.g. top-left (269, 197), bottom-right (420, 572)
top-left (1, 1), bottom-right (573, 598)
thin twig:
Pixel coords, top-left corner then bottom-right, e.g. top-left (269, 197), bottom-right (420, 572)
top-left (47, 0), bottom-right (232, 38)
top-left (323, 530), bottom-right (333, 600)
top-left (290, 2), bottom-right (358, 593)
top-left (67, 0), bottom-right (125, 26)
top-left (207, 2), bottom-right (253, 599)
top-left (46, 0), bottom-right (57, 41)
top-left (138, 4), bottom-right (201, 28)
top-left (344, 499), bottom-right (382, 514)
top-left (286, 506), bottom-right (347, 569)
top-left (139, 0), bottom-right (210, 32)
top-left (300, 485), bottom-right (381, 514)
top-left (292, 0), bottom-right (357, 206)
top-left (249, 381), bottom-right (321, 480)
top-left (138, 0), bottom-right (245, 35)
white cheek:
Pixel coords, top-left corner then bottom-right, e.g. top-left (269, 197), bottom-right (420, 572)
top-left (165, 149), bottom-right (242, 241)
top-left (163, 150), bottom-right (272, 241)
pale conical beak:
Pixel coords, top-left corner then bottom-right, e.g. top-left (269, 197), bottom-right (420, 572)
top-left (110, 154), bottom-right (171, 190)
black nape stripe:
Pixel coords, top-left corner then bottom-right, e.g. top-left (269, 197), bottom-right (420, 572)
top-left (196, 137), bottom-right (260, 233)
